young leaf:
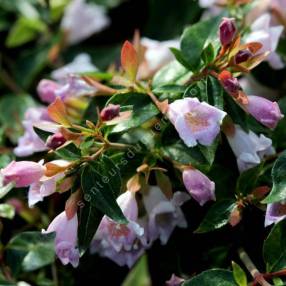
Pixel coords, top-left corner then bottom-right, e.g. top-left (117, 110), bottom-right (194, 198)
top-left (263, 220), bottom-right (286, 272)
top-left (0, 204), bottom-right (15, 219)
top-left (263, 152), bottom-right (286, 203)
top-left (47, 98), bottom-right (71, 127)
top-left (121, 40), bottom-right (138, 82)
top-left (183, 269), bottom-right (237, 286)
top-left (195, 200), bottom-right (236, 233)
top-left (232, 261), bottom-right (247, 286)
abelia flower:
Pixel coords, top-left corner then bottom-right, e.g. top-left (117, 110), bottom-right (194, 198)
top-left (245, 13), bottom-right (284, 69)
top-left (226, 124), bottom-right (275, 172)
top-left (43, 211), bottom-right (79, 267)
top-left (143, 186), bottom-right (189, 245)
top-left (14, 107), bottom-right (52, 157)
top-left (244, 95), bottom-right (283, 129)
top-left (0, 161), bottom-right (45, 188)
top-left (219, 70), bottom-right (241, 97)
top-left (37, 80), bottom-right (60, 104)
top-left (219, 18), bottom-right (237, 47)
top-left (28, 172), bottom-right (65, 207)
top-left (182, 168), bottom-right (215, 206)
top-left (234, 49), bottom-right (253, 64)
top-left (265, 202), bottom-right (286, 227)
top-left (51, 53), bottom-right (98, 81)
top-left (140, 38), bottom-right (179, 73)
top-left (199, 0), bottom-right (216, 8)
top-left (61, 0), bottom-right (110, 45)
top-left (168, 97), bottom-right (226, 147)
top-left (100, 104), bottom-right (120, 121)
top-left (91, 191), bottom-right (145, 267)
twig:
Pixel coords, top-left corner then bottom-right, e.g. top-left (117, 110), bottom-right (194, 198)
top-left (0, 70), bottom-right (23, 94)
top-left (238, 248), bottom-right (272, 286)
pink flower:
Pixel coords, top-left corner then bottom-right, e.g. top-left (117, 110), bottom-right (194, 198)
top-left (37, 80), bottom-right (60, 104)
top-left (265, 202), bottom-right (286, 227)
top-left (61, 0), bottom-right (110, 45)
top-left (183, 169), bottom-right (215, 206)
top-left (28, 172), bottom-right (65, 207)
top-left (0, 161), bottom-right (44, 188)
top-left (226, 124), bottom-right (274, 172)
top-left (43, 211), bottom-right (79, 267)
top-left (219, 18), bottom-right (237, 47)
top-left (143, 186), bottom-right (189, 244)
top-left (14, 107), bottom-right (52, 157)
top-left (199, 0), bottom-right (216, 8)
top-left (168, 98), bottom-right (226, 147)
top-left (91, 191), bottom-right (145, 268)
top-left (244, 95), bottom-right (283, 129)
top-left (245, 13), bottom-right (284, 69)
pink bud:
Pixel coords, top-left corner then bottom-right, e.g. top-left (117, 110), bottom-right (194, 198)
top-left (182, 168), bottom-right (215, 206)
top-left (0, 161), bottom-right (44, 188)
top-left (37, 79), bottom-right (60, 103)
top-left (219, 17), bottom-right (237, 47)
top-left (244, 95), bottom-right (283, 129)
top-left (100, 104), bottom-right (120, 121)
top-left (234, 49), bottom-right (253, 64)
top-left (219, 71), bottom-right (240, 96)
top-left (46, 133), bottom-right (66, 149)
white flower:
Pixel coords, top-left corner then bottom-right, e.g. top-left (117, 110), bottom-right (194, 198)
top-left (51, 53), bottom-right (98, 81)
top-left (61, 0), bottom-right (110, 45)
top-left (245, 13), bottom-right (284, 69)
top-left (226, 125), bottom-right (275, 172)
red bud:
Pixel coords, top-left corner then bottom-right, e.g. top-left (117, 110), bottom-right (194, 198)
top-left (219, 18), bottom-right (237, 47)
top-left (100, 104), bottom-right (120, 121)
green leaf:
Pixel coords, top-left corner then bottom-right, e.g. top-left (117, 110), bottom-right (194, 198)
top-left (202, 43), bottom-right (216, 65)
top-left (183, 269), bottom-right (237, 286)
top-left (263, 152), bottom-right (286, 203)
top-left (152, 60), bottom-right (191, 88)
top-left (33, 127), bottom-right (53, 142)
top-left (0, 94), bottom-right (36, 144)
top-left (170, 47), bottom-right (193, 70)
top-left (107, 92), bottom-right (159, 133)
top-left (78, 201), bottom-right (102, 255)
top-left (6, 17), bottom-right (47, 47)
top-left (6, 232), bottom-right (55, 275)
top-left (122, 255), bottom-right (151, 286)
top-left (195, 200), bottom-right (236, 233)
top-left (206, 76), bottom-right (224, 110)
top-left (232, 262), bottom-right (247, 286)
top-left (81, 155), bottom-right (127, 224)
top-left (0, 182), bottom-right (15, 200)
top-left (0, 204), bottom-right (15, 219)
top-left (55, 143), bottom-right (81, 161)
top-left (180, 16), bottom-right (221, 72)
top-left (263, 220), bottom-right (286, 272)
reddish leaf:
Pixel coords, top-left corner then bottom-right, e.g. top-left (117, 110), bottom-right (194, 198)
top-left (47, 97), bottom-right (71, 126)
top-left (121, 40), bottom-right (139, 82)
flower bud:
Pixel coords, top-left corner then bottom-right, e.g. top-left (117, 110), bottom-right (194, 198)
top-left (0, 161), bottom-right (44, 188)
top-left (234, 49), bottom-right (253, 64)
top-left (219, 18), bottom-right (237, 47)
top-left (37, 80), bottom-right (60, 103)
top-left (244, 95), bottom-right (283, 129)
top-left (182, 168), bottom-right (215, 206)
top-left (46, 133), bottom-right (66, 149)
top-left (218, 70), bottom-right (240, 96)
top-left (100, 104), bottom-right (120, 121)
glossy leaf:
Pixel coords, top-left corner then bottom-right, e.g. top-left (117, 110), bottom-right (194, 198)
top-left (232, 262), bottom-right (247, 286)
top-left (263, 152), bottom-right (286, 203)
top-left (195, 200), bottom-right (236, 233)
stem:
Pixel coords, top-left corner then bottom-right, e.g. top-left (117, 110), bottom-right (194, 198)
top-left (0, 69), bottom-right (23, 94)
top-left (52, 263), bottom-right (59, 286)
top-left (238, 248), bottom-right (272, 286)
